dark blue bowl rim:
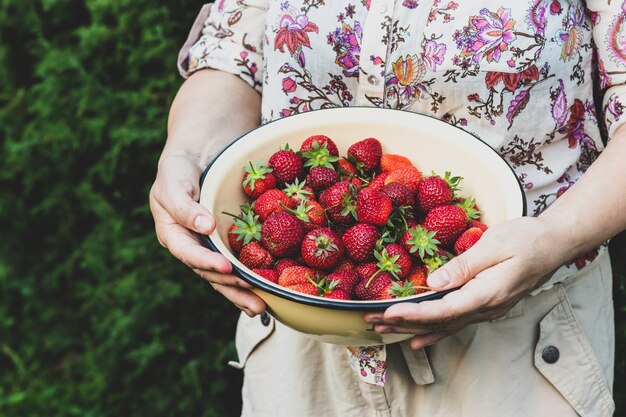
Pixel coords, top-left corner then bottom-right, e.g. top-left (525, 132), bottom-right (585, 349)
top-left (199, 107), bottom-right (527, 311)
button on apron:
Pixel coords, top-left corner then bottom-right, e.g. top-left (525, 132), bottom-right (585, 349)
top-left (542, 345), bottom-right (560, 364)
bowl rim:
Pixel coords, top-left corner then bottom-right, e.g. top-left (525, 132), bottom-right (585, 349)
top-left (199, 107), bottom-right (527, 311)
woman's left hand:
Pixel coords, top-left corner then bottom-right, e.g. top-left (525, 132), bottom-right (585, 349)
top-left (364, 216), bottom-right (567, 350)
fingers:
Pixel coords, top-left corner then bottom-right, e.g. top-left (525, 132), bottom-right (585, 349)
top-left (161, 219), bottom-right (233, 274)
top-left (426, 229), bottom-right (509, 290)
top-left (209, 280), bottom-right (267, 317)
top-left (150, 170), bottom-right (216, 237)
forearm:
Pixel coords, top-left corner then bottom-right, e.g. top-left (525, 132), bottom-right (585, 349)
top-left (539, 124), bottom-right (626, 262)
top-left (161, 69), bottom-right (262, 171)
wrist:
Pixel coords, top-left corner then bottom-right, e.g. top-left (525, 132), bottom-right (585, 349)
top-left (535, 209), bottom-right (588, 266)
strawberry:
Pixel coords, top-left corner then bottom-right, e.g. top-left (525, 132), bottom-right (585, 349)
top-left (384, 166), bottom-right (423, 194)
top-left (252, 268), bottom-right (279, 283)
top-left (260, 212), bottom-right (305, 257)
top-left (380, 154), bottom-right (413, 172)
top-left (255, 189), bottom-right (296, 222)
top-left (355, 262), bottom-right (378, 282)
top-left (242, 162), bottom-right (277, 199)
top-left (239, 242), bottom-right (274, 269)
top-left (456, 197), bottom-right (482, 220)
top-left (375, 243), bottom-right (413, 279)
top-left (402, 225), bottom-right (440, 260)
top-left (347, 138), bottom-right (383, 173)
top-left (337, 159), bottom-right (357, 178)
top-left (283, 178), bottom-right (314, 205)
top-left (469, 219), bottom-right (488, 232)
top-left (278, 266), bottom-right (318, 295)
top-left (268, 146), bottom-right (304, 184)
top-left (423, 204), bottom-right (471, 247)
top-left (368, 172), bottom-right (389, 191)
top-left (226, 211), bottom-right (262, 253)
top-left (306, 166), bottom-right (340, 191)
top-left (335, 258), bottom-right (356, 272)
top-left (319, 181), bottom-right (356, 223)
top-left (454, 227), bottom-right (484, 255)
top-left (354, 271), bottom-right (394, 300)
top-left (356, 187), bottom-right (393, 226)
top-left (326, 269), bottom-right (360, 293)
top-left (406, 263), bottom-right (429, 294)
top-left (342, 223), bottom-right (380, 262)
top-left (300, 136), bottom-right (340, 169)
top-left (381, 182), bottom-right (415, 208)
top-left (416, 171), bottom-right (461, 213)
top-left (274, 258), bottom-right (301, 276)
top-left (282, 199), bottom-right (327, 230)
top-left (323, 289), bottom-right (351, 300)
top-left (300, 135), bottom-right (339, 157)
top-left (301, 228), bottom-right (344, 270)
top-left (388, 280), bottom-right (424, 298)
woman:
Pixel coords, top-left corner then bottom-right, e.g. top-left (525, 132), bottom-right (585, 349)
top-left (150, 1), bottom-right (625, 415)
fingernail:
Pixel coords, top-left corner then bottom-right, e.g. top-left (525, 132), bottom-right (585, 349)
top-left (428, 269), bottom-right (450, 288)
top-left (194, 215), bottom-right (213, 233)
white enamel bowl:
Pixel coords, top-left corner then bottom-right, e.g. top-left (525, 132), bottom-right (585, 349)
top-left (199, 107), bottom-right (526, 346)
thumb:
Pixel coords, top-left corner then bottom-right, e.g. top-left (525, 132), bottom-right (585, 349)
top-left (426, 239), bottom-right (498, 290)
top-left (151, 180), bottom-right (217, 236)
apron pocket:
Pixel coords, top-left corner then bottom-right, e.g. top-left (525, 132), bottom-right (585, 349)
top-left (534, 286), bottom-right (615, 416)
top-left (228, 311), bottom-right (275, 369)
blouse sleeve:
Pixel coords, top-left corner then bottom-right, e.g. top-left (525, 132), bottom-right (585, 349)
top-left (587, 0), bottom-right (626, 139)
top-left (177, 1), bottom-right (268, 93)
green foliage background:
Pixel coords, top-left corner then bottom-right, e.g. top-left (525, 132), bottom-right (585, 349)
top-left (0, 1), bottom-right (624, 416)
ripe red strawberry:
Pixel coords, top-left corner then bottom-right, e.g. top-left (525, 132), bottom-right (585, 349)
top-left (242, 162), bottom-right (277, 199)
top-left (260, 212), bottom-right (305, 257)
top-left (255, 189), bottom-right (296, 222)
top-left (347, 137), bottom-right (382, 173)
top-left (282, 200), bottom-right (327, 230)
top-left (375, 243), bottom-right (413, 279)
top-left (381, 182), bottom-right (415, 208)
top-left (226, 211), bottom-right (261, 253)
top-left (319, 181), bottom-right (356, 223)
top-left (356, 187), bottom-right (393, 226)
top-left (301, 228), bottom-right (344, 270)
top-left (384, 167), bottom-right (423, 194)
top-left (454, 227), bottom-right (484, 255)
top-left (278, 266), bottom-right (318, 295)
top-left (355, 262), bottom-right (378, 282)
top-left (239, 242), bottom-right (274, 269)
top-left (326, 269), bottom-right (360, 293)
top-left (268, 146), bottom-right (304, 184)
top-left (406, 264), bottom-right (429, 294)
top-left (337, 159), bottom-right (357, 178)
top-left (368, 172), bottom-right (389, 191)
top-left (252, 268), bottom-right (279, 283)
top-left (354, 271), bottom-right (394, 300)
top-left (342, 223), bottom-right (380, 262)
top-left (306, 166), bottom-right (340, 191)
top-left (274, 258), bottom-right (301, 276)
top-left (300, 135), bottom-right (339, 157)
top-left (469, 219), bottom-right (488, 232)
top-left (335, 258), bottom-right (356, 272)
top-left (300, 135), bottom-right (340, 169)
top-left (416, 171), bottom-right (461, 213)
top-left (423, 204), bottom-right (469, 247)
top-left (402, 225), bottom-right (440, 260)
top-left (283, 178), bottom-right (314, 205)
top-left (323, 289), bottom-right (351, 300)
top-left (380, 154), bottom-right (413, 172)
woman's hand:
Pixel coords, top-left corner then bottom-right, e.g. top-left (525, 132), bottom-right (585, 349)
top-left (149, 151), bottom-right (266, 317)
top-left (364, 216), bottom-right (565, 349)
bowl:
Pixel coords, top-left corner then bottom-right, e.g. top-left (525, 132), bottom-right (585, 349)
top-left (199, 107), bottom-right (526, 346)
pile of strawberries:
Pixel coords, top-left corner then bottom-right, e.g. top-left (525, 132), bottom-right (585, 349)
top-left (225, 135), bottom-right (487, 301)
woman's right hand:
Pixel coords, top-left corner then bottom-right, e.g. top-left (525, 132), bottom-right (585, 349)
top-left (149, 151), bottom-right (266, 317)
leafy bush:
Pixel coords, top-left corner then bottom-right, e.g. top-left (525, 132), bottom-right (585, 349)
top-left (0, 1), bottom-right (624, 416)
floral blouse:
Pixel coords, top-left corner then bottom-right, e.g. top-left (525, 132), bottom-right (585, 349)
top-left (178, 0), bottom-right (625, 385)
